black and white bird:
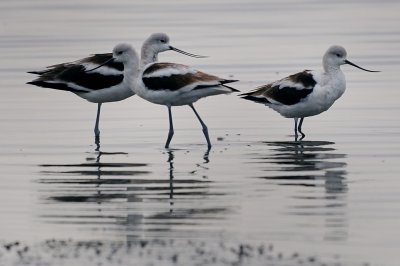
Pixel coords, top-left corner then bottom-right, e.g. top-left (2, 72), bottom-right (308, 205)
top-left (133, 62), bottom-right (239, 149)
top-left (27, 33), bottom-right (205, 141)
top-left (240, 45), bottom-right (379, 140)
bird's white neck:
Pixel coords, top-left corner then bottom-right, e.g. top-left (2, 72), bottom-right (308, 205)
top-left (141, 48), bottom-right (158, 68)
top-left (121, 55), bottom-right (140, 94)
top-left (323, 64), bottom-right (342, 74)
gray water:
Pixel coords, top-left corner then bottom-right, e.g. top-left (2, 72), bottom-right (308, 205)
top-left (1, 0), bottom-right (400, 265)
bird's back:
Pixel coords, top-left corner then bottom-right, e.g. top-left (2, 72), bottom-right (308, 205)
top-left (241, 70), bottom-right (316, 106)
top-left (137, 62), bottom-right (238, 106)
top-left (27, 54), bottom-right (124, 94)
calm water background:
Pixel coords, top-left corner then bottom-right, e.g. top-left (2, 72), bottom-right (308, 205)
top-left (1, 0), bottom-right (400, 265)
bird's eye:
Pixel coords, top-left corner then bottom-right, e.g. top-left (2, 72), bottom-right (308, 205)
top-left (336, 53), bottom-right (341, 57)
top-left (160, 39), bottom-right (166, 43)
top-left (117, 51), bottom-right (123, 55)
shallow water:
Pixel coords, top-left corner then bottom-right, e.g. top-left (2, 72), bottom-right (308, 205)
top-left (1, 0), bottom-right (400, 265)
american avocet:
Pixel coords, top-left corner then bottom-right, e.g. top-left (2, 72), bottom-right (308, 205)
top-left (133, 62), bottom-right (239, 149)
top-left (27, 44), bottom-right (139, 138)
top-left (27, 33), bottom-right (204, 141)
top-left (240, 45), bottom-right (379, 140)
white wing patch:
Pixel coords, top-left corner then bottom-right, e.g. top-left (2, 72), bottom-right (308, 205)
top-left (82, 63), bottom-right (122, 76)
top-left (44, 80), bottom-right (91, 92)
top-left (144, 65), bottom-right (197, 78)
top-left (273, 79), bottom-right (307, 90)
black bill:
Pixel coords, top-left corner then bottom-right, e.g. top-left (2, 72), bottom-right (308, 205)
top-left (345, 59), bottom-right (380, 72)
top-left (86, 57), bottom-right (115, 72)
top-left (170, 46), bottom-right (207, 58)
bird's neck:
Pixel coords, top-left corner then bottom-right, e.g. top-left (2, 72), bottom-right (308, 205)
top-left (323, 64), bottom-right (342, 74)
top-left (141, 48), bottom-right (157, 68)
top-left (122, 59), bottom-right (140, 90)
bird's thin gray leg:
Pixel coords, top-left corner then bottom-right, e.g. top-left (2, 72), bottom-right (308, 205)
top-left (94, 103), bottom-right (102, 142)
top-left (189, 104), bottom-right (211, 148)
top-left (294, 118), bottom-right (299, 141)
top-left (165, 106), bottom-right (174, 149)
top-left (298, 117), bottom-right (305, 140)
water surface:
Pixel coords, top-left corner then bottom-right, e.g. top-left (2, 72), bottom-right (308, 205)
top-left (1, 0), bottom-right (400, 265)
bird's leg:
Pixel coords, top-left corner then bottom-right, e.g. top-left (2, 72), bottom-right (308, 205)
top-left (94, 103), bottom-right (102, 143)
top-left (165, 106), bottom-right (174, 149)
top-left (294, 118), bottom-right (299, 141)
top-left (298, 117), bottom-right (305, 140)
top-left (189, 104), bottom-right (212, 148)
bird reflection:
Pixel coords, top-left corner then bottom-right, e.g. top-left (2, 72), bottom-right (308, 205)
top-left (252, 140), bottom-right (348, 241)
top-left (166, 148), bottom-right (210, 212)
top-left (125, 148), bottom-right (232, 239)
top-left (255, 140), bottom-right (348, 195)
top-left (37, 143), bottom-right (150, 227)
top-left (38, 145), bottom-right (229, 237)
top-left (167, 150), bottom-right (174, 211)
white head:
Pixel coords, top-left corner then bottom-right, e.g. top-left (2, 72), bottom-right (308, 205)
top-left (143, 33), bottom-right (171, 54)
top-left (85, 43), bottom-right (139, 73)
top-left (323, 45), bottom-right (348, 72)
top-left (140, 32), bottom-right (206, 66)
top-left (113, 43), bottom-right (139, 64)
top-left (323, 45), bottom-right (379, 73)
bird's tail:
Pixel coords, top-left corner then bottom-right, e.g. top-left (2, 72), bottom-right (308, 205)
top-left (239, 91), bottom-right (271, 104)
top-left (220, 79), bottom-right (240, 92)
top-left (26, 80), bottom-right (87, 93)
top-left (27, 69), bottom-right (51, 75)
